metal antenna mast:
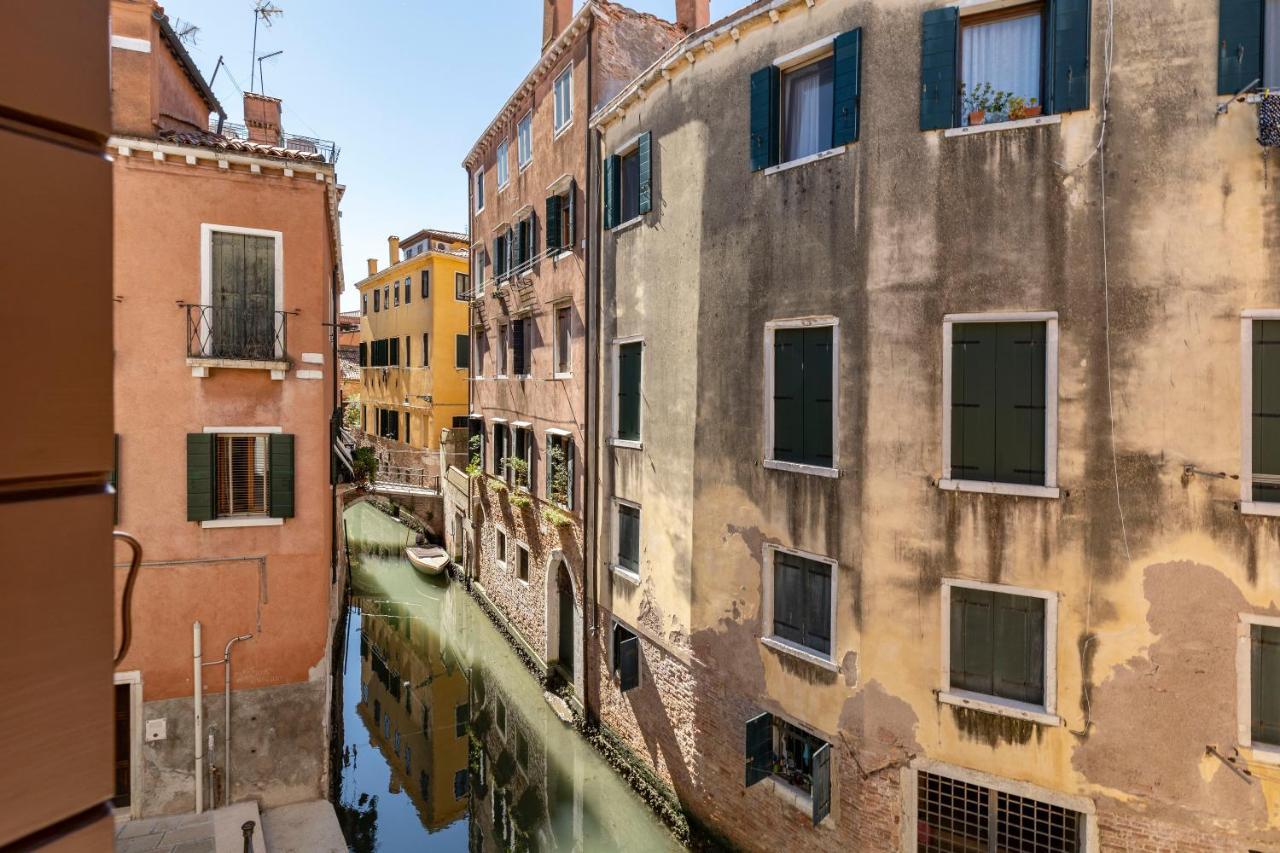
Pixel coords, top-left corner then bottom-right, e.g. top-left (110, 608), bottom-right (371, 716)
top-left (248, 1), bottom-right (283, 92)
top-left (257, 50), bottom-right (283, 97)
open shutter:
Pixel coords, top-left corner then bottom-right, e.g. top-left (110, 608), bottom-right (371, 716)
top-left (529, 212), bottom-right (539, 263)
top-left (186, 433), bottom-right (215, 522)
top-left (1253, 624), bottom-right (1280, 744)
top-left (992, 593), bottom-right (1045, 705)
top-left (603, 155), bottom-right (620, 229)
top-left (545, 196), bottom-right (561, 254)
top-left (269, 433), bottom-right (294, 519)
top-left (744, 712), bottom-right (773, 787)
top-left (567, 179), bottom-right (577, 249)
top-left (920, 7), bottom-right (959, 131)
top-left (1051, 0), bottom-right (1092, 113)
top-left (111, 433), bottom-right (120, 525)
top-left (773, 329), bottom-right (804, 463)
top-left (811, 743), bottom-right (832, 826)
top-left (566, 439), bottom-right (576, 509)
top-left (749, 65), bottom-right (779, 171)
top-left (832, 28), bottom-right (862, 146)
top-left (492, 239), bottom-right (502, 278)
top-left (637, 131), bottom-right (652, 214)
top-left (951, 323), bottom-right (997, 482)
top-left (618, 633), bottom-right (640, 693)
top-left (950, 586), bottom-right (995, 696)
top-left (545, 435), bottom-right (553, 497)
top-left (1254, 321), bottom-right (1280, 501)
top-left (993, 322), bottom-right (1046, 486)
top-left (1218, 0), bottom-right (1264, 94)
top-left (802, 327), bottom-right (834, 468)
top-left (618, 342), bottom-right (641, 440)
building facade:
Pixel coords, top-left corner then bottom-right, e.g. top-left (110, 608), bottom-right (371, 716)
top-left (109, 0), bottom-right (344, 818)
top-left (460, 0), bottom-right (684, 706)
top-left (355, 229), bottom-right (472, 457)
top-left (592, 0), bottom-right (1280, 849)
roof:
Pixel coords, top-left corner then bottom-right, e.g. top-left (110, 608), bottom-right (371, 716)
top-left (350, 244), bottom-right (470, 291)
top-left (154, 9), bottom-right (223, 117)
top-left (155, 128), bottom-right (330, 162)
top-left (400, 228), bottom-right (470, 249)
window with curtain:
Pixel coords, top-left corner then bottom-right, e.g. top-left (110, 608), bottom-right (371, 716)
top-left (782, 54), bottom-right (834, 162)
top-left (1267, 0), bottom-right (1280, 89)
top-left (960, 5), bottom-right (1043, 125)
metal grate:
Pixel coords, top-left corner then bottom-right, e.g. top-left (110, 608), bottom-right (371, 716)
top-left (918, 770), bottom-right (1082, 853)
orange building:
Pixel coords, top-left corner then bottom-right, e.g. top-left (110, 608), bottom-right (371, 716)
top-left (109, 0), bottom-right (345, 818)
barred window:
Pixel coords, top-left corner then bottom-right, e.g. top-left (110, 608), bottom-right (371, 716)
top-left (917, 770), bottom-right (1083, 853)
top-left (216, 435), bottom-right (268, 517)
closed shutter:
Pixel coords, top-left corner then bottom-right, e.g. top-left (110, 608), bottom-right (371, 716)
top-left (390, 336), bottom-right (400, 366)
top-left (513, 319), bottom-right (526, 376)
top-left (749, 65), bottom-right (779, 171)
top-left (421, 270), bottom-right (430, 299)
top-left (993, 322), bottom-right (1047, 486)
top-left (456, 334), bottom-right (469, 369)
top-left (1219, 0), bottom-right (1264, 94)
top-left (1051, 0), bottom-right (1092, 113)
top-left (951, 323), bottom-right (998, 482)
top-left (1254, 320), bottom-right (1280, 501)
top-left (187, 433), bottom-right (216, 522)
top-left (920, 7), bottom-right (959, 131)
top-left (545, 195), bottom-right (561, 254)
top-left (618, 341), bottom-right (642, 440)
top-left (992, 592), bottom-right (1045, 704)
top-left (637, 131), bottom-right (652, 214)
top-left (744, 712), bottom-right (774, 787)
top-left (111, 433), bottom-right (120, 525)
top-left (566, 439), bottom-right (576, 509)
top-left (618, 504), bottom-right (640, 571)
top-left (423, 333), bottom-right (429, 366)
top-left (811, 743), bottom-right (831, 825)
top-left (492, 239), bottom-right (503, 278)
top-left (269, 434), bottom-right (294, 519)
top-left (773, 329), bottom-right (805, 463)
top-left (618, 631), bottom-right (640, 692)
top-left (604, 154), bottom-right (620, 229)
top-left (950, 586), bottom-right (995, 696)
top-left (359, 342), bottom-right (367, 366)
top-left (405, 336), bottom-right (411, 367)
top-left (1252, 624), bottom-right (1280, 744)
top-left (567, 179), bottom-right (577, 248)
top-left (832, 28), bottom-right (863, 146)
top-left (802, 557), bottom-right (832, 656)
top-left (772, 551), bottom-right (805, 647)
top-left (802, 327), bottom-right (834, 468)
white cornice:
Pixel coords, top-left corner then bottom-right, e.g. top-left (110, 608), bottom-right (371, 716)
top-left (109, 136), bottom-right (335, 177)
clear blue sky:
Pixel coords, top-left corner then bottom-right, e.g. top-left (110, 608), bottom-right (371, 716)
top-left (161, 0), bottom-right (686, 310)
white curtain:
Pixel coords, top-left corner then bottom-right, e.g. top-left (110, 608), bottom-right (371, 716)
top-left (962, 13), bottom-right (1042, 122)
top-left (1266, 0), bottom-right (1280, 89)
top-left (784, 59), bottom-right (832, 161)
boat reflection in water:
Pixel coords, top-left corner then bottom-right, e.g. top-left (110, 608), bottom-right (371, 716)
top-left (333, 500), bottom-right (680, 852)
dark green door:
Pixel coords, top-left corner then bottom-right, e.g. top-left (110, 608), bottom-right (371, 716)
top-left (212, 232), bottom-right (275, 359)
top-left (557, 563), bottom-right (574, 670)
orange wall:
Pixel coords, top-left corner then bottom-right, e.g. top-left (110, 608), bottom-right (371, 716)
top-left (110, 0), bottom-right (212, 137)
top-left (112, 152), bottom-right (337, 702)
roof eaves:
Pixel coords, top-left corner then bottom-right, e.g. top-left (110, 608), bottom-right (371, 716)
top-left (153, 10), bottom-right (224, 117)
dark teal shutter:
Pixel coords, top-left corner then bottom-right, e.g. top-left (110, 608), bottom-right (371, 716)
top-left (456, 334), bottom-right (470, 369)
top-left (772, 551), bottom-right (805, 647)
top-left (951, 323), bottom-right (997, 482)
top-left (567, 179), bottom-right (577, 248)
top-left (492, 239), bottom-right (502, 278)
top-left (269, 433), bottom-right (295, 519)
top-left (992, 592), bottom-right (1045, 705)
top-left (920, 7), bottom-right (959, 130)
top-left (618, 632), bottom-right (640, 692)
top-left (529, 212), bottom-right (539, 263)
top-left (744, 712), bottom-right (773, 787)
top-left (1051, 0), bottom-right (1092, 113)
top-left (637, 131), bottom-right (652, 214)
top-left (187, 433), bottom-right (215, 522)
top-left (811, 743), bottom-right (831, 825)
top-left (773, 329), bottom-right (805, 463)
top-left (749, 65), bottom-right (780, 171)
top-left (566, 439), bottom-right (576, 509)
top-left (802, 557), bottom-right (832, 656)
top-left (1252, 624), bottom-right (1280, 744)
top-left (950, 586), bottom-right (995, 696)
top-left (513, 319), bottom-right (526, 376)
top-left (603, 155), bottom-right (620, 229)
top-left (359, 342), bottom-right (367, 366)
top-left (1254, 321), bottom-right (1280, 501)
top-left (619, 504), bottom-right (640, 571)
top-left (1218, 0), bottom-right (1264, 95)
top-left (111, 433), bottom-right (120, 525)
top-left (545, 195), bottom-right (561, 254)
top-left (832, 28), bottom-right (862, 146)
top-left (993, 323), bottom-right (1047, 486)
top-left (802, 327), bottom-right (834, 468)
top-left (618, 341), bottom-right (642, 440)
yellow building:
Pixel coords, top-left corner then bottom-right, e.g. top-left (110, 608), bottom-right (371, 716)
top-left (355, 230), bottom-right (471, 450)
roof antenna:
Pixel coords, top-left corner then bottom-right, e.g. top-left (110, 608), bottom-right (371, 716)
top-left (257, 50), bottom-right (283, 97)
top-left (249, 1), bottom-right (283, 92)
top-left (209, 56), bottom-right (227, 134)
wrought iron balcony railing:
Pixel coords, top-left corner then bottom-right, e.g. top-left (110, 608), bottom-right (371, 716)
top-left (186, 303), bottom-right (288, 362)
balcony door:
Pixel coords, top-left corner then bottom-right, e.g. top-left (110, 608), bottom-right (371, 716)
top-left (212, 231), bottom-right (275, 360)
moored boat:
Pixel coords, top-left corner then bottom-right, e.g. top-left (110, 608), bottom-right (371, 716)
top-left (405, 545), bottom-right (449, 576)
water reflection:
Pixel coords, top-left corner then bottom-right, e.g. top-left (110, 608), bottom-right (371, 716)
top-left (334, 501), bottom-right (680, 852)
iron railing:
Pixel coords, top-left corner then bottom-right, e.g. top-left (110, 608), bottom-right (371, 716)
top-left (209, 119), bottom-right (341, 164)
top-left (376, 465), bottom-right (439, 492)
top-left (186, 303), bottom-right (288, 362)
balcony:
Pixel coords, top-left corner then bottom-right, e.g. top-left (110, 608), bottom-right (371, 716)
top-left (208, 119), bottom-right (341, 164)
top-left (185, 302), bottom-right (290, 379)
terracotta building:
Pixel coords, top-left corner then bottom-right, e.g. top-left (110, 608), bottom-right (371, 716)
top-left (108, 0), bottom-right (345, 818)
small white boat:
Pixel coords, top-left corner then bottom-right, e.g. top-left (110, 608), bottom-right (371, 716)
top-left (405, 545), bottom-right (450, 576)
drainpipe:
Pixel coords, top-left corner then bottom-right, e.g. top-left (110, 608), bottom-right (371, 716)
top-left (194, 621), bottom-right (204, 814)
top-left (204, 634), bottom-right (253, 806)
top-left (581, 20), bottom-right (598, 726)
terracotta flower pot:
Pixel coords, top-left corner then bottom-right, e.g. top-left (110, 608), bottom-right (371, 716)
top-left (967, 109), bottom-right (986, 126)
top-left (1024, 105), bottom-right (1043, 118)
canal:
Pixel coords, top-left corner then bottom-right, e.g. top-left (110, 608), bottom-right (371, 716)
top-left (332, 500), bottom-right (683, 852)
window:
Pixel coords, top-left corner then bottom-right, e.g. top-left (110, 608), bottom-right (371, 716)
top-left (404, 336), bottom-right (410, 368)
top-left (553, 64), bottom-right (573, 133)
top-left (555, 306), bottom-right (572, 376)
top-left (493, 231), bottom-right (509, 281)
top-left (517, 111), bottom-right (532, 169)
top-left (512, 426), bottom-right (533, 489)
top-left (959, 4), bottom-right (1043, 127)
top-left (188, 431), bottom-right (285, 529)
top-left (766, 320), bottom-right (836, 474)
top-left (455, 334), bottom-right (469, 369)
top-left (782, 53), bottom-right (834, 161)
top-left (614, 339), bottom-right (641, 442)
top-left (393, 280), bottom-right (400, 306)
top-left (422, 333), bottom-right (429, 367)
top-left (497, 325), bottom-right (509, 377)
top-left (361, 295), bottom-right (367, 316)
top-left (603, 133), bottom-right (650, 228)
top-left (454, 703), bottom-right (468, 738)
top-left (764, 546), bottom-right (834, 661)
top-left (1245, 316), bottom-right (1280, 513)
top-left (496, 139), bottom-right (509, 188)
top-left (453, 768), bottom-right (468, 799)
top-left (403, 276), bottom-right (411, 304)
top-left (511, 215), bottom-right (536, 273)
top-left (546, 432), bottom-right (574, 510)
top-left (373, 289), bottom-right (380, 312)
top-left (615, 500), bottom-right (640, 579)
top-left (545, 188), bottom-right (575, 255)
top-left (516, 544), bottom-right (529, 583)
top-left (216, 435), bottom-right (268, 517)
top-left (473, 248), bottom-right (486, 295)
top-left (205, 229), bottom-right (280, 360)
top-left (511, 317), bottom-right (531, 377)
top-left (421, 270), bottom-right (429, 299)
top-left (611, 622), bottom-right (640, 692)
top-left (745, 712), bottom-right (831, 826)
top-left (942, 580), bottom-right (1057, 722)
top-left (495, 528), bottom-right (507, 567)
top-left (456, 272), bottom-right (470, 301)
top-left (916, 768), bottom-right (1085, 853)
top-left (474, 168), bottom-right (484, 211)
top-left (389, 336), bottom-right (400, 366)
top-left (943, 315), bottom-right (1058, 496)
top-left (619, 147), bottom-right (641, 223)
top-left (383, 285), bottom-right (389, 310)
top-left (1249, 620), bottom-right (1280, 749)
top-left (492, 423), bottom-right (509, 477)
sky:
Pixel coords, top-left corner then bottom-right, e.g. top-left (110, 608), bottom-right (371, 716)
top-left (160, 0), bottom-right (685, 311)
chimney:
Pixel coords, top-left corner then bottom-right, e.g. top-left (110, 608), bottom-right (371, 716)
top-left (675, 0), bottom-right (710, 32)
top-left (542, 0), bottom-right (573, 51)
top-left (388, 236), bottom-right (400, 267)
top-left (367, 258), bottom-right (378, 276)
top-left (243, 92), bottom-right (282, 145)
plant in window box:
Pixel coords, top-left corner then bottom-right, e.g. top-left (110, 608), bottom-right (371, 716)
top-left (465, 435), bottom-right (483, 477)
top-left (961, 82), bottom-right (994, 126)
top-left (541, 506), bottom-right (572, 528)
top-left (1007, 96), bottom-right (1042, 121)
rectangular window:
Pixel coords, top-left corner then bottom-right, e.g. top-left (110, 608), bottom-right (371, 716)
top-left (781, 53), bottom-right (834, 161)
top-left (767, 322), bottom-right (835, 472)
top-left (373, 289), bottom-right (380, 312)
top-left (404, 276), bottom-right (411, 304)
top-left (615, 501), bottom-right (640, 576)
top-left (495, 528), bottom-right (507, 567)
top-left (512, 317), bottom-right (531, 377)
top-left (959, 4), bottom-right (1044, 127)
top-left (389, 336), bottom-right (400, 366)
top-left (474, 169), bottom-right (484, 211)
top-left (554, 64), bottom-right (573, 132)
top-left (511, 426), bottom-right (533, 489)
top-left (496, 139), bottom-right (510, 188)
top-left (208, 230), bottom-right (277, 360)
top-left (517, 111), bottom-right (533, 168)
top-left (453, 769), bottom-right (468, 799)
top-left (744, 712), bottom-right (832, 825)
top-left (473, 248), bottom-right (486, 294)
top-left (612, 622), bottom-right (640, 692)
top-left (546, 432), bottom-right (574, 510)
top-left (361, 295), bottom-right (367, 316)
top-left (615, 340), bottom-right (642, 441)
top-left (917, 769), bottom-right (1085, 853)
top-left (455, 334), bottom-right (469, 369)
top-left (421, 270), bottom-right (429, 299)
top-left (473, 328), bottom-right (487, 377)
top-left (492, 423), bottom-right (510, 477)
top-left (517, 544), bottom-right (530, 583)
top-left (383, 285), bottom-right (390, 310)
top-left (422, 333), bottom-right (429, 366)
top-left (497, 325), bottom-right (509, 376)
top-left (393, 281), bottom-right (400, 306)
top-left (619, 147), bottom-right (641, 223)
top-left (404, 336), bottom-right (410, 368)
top-left (215, 435), bottom-right (269, 517)
top-left (767, 547), bottom-right (833, 659)
top-left (1251, 622), bottom-right (1280, 747)
top-left (558, 193), bottom-right (573, 249)
top-left (555, 306), bottom-right (572, 376)
top-left (454, 703), bottom-right (468, 738)
top-left (456, 272), bottom-right (470, 301)
top-left (1249, 319), bottom-right (1280, 504)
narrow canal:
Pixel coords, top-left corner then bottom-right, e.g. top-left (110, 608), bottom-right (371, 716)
top-left (332, 500), bottom-right (682, 852)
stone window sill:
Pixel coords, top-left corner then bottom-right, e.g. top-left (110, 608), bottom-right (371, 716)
top-left (611, 564), bottom-right (640, 584)
top-left (760, 636), bottom-right (839, 672)
top-left (1241, 742), bottom-right (1280, 765)
top-left (609, 438), bottom-right (642, 450)
top-left (200, 516), bottom-right (284, 529)
top-left (1240, 501), bottom-right (1280, 518)
top-left (610, 215), bottom-right (644, 234)
top-left (938, 479), bottom-right (1060, 499)
top-left (943, 114), bottom-right (1061, 138)
top-left (938, 689), bottom-right (1060, 726)
top-left (763, 459), bottom-right (839, 479)
top-left (188, 356), bottom-right (289, 380)
top-left (763, 776), bottom-right (818, 820)
top-left (762, 145), bottom-right (846, 176)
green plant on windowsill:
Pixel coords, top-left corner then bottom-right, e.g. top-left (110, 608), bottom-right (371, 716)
top-left (510, 492), bottom-right (532, 509)
top-left (1007, 95), bottom-right (1042, 121)
top-left (465, 434), bottom-right (483, 477)
top-left (960, 83), bottom-right (1014, 126)
top-left (541, 506), bottom-right (571, 528)
top-left (504, 457), bottom-right (530, 491)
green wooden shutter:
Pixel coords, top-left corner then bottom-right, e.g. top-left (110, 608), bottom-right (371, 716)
top-left (802, 327), bottom-right (834, 468)
top-left (618, 631), bottom-right (640, 693)
top-left (920, 7), bottom-right (959, 131)
top-left (186, 433), bottom-right (215, 522)
top-left (744, 712), bottom-right (774, 787)
top-left (269, 433), bottom-right (295, 519)
top-left (1255, 321), bottom-right (1280, 501)
top-left (545, 195), bottom-right (561, 254)
top-left (1253, 624), bottom-right (1280, 744)
top-left (950, 586), bottom-right (995, 696)
top-left (619, 504), bottom-right (639, 571)
top-left (567, 179), bottom-right (577, 248)
top-left (492, 239), bottom-right (502, 277)
top-left (992, 592), bottom-right (1045, 705)
top-left (566, 439), bottom-right (576, 509)
top-left (993, 322), bottom-right (1047, 486)
top-left (637, 131), bottom-right (653, 214)
top-left (359, 342), bottom-right (367, 366)
top-left (832, 28), bottom-right (863, 146)
top-left (811, 742), bottom-right (831, 825)
top-left (773, 329), bottom-right (805, 463)
top-left (772, 551), bottom-right (805, 646)
top-left (111, 433), bottom-right (120, 525)
top-left (1051, 0), bottom-right (1092, 113)
top-left (1218, 0), bottom-right (1264, 94)
top-left (951, 323), bottom-right (997, 482)
top-left (618, 341), bottom-right (642, 440)
top-left (604, 155), bottom-right (620, 229)
top-left (802, 557), bottom-right (832, 656)
top-left (750, 66), bottom-right (780, 171)
top-left (456, 334), bottom-right (469, 369)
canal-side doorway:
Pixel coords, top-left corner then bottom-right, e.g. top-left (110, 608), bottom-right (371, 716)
top-left (545, 552), bottom-right (581, 699)
top-left (112, 671), bottom-right (142, 819)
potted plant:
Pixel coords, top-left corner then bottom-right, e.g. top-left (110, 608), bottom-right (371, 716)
top-left (961, 82), bottom-right (993, 126)
top-left (1024, 97), bottom-right (1042, 118)
top-left (1008, 96), bottom-right (1042, 121)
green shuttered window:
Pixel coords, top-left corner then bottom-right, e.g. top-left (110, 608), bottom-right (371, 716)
top-left (1219, 0), bottom-right (1265, 94)
top-left (920, 8), bottom-right (959, 130)
top-left (268, 433), bottom-right (295, 519)
top-left (612, 622), bottom-right (640, 693)
top-left (617, 502), bottom-right (640, 573)
top-left (771, 550), bottom-right (832, 657)
top-left (187, 433), bottom-right (215, 521)
top-left (832, 29), bottom-right (863, 147)
top-left (617, 341), bottom-right (642, 441)
top-left (749, 65), bottom-right (780, 170)
top-left (603, 154), bottom-right (619, 229)
top-left (950, 586), bottom-right (1046, 706)
top-left (1252, 623), bottom-right (1280, 745)
top-left (187, 432), bottom-right (293, 522)
top-left (637, 131), bottom-right (652, 214)
top-left (1254, 320), bottom-right (1280, 502)
top-left (950, 321), bottom-right (1047, 486)
top-left (742, 713), bottom-right (832, 825)
top-left (772, 325), bottom-right (834, 470)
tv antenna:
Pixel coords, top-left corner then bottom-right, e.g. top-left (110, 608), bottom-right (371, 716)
top-left (248, 1), bottom-right (283, 91)
top-left (257, 50), bottom-right (283, 96)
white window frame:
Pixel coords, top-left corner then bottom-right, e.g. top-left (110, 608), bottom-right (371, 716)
top-left (496, 139), bottom-right (510, 189)
top-left (608, 617), bottom-right (643, 688)
top-left (610, 133), bottom-right (646, 232)
top-left (472, 246), bottom-right (486, 297)
top-left (761, 544), bottom-right (840, 671)
top-left (939, 578), bottom-right (1060, 726)
top-left (1237, 612), bottom-right (1280, 763)
top-left (553, 303), bottom-right (574, 379)
top-left (455, 271), bottom-right (470, 302)
top-left (1241, 310), bottom-right (1280, 517)
top-left (610, 335), bottom-right (644, 449)
top-left (553, 64), bottom-right (573, 136)
top-left (199, 425), bottom-right (284, 529)
top-left (762, 316), bottom-right (840, 478)
top-left (940, 311), bottom-right (1060, 499)
top-left (474, 168), bottom-right (485, 212)
top-left (611, 496), bottom-right (642, 584)
top-left (517, 110), bottom-right (533, 170)
top-left (198, 224), bottom-right (286, 362)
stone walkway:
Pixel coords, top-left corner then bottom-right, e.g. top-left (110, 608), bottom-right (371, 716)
top-left (114, 799), bottom-right (342, 852)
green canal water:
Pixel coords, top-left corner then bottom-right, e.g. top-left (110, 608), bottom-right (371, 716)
top-left (332, 500), bottom-right (682, 852)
